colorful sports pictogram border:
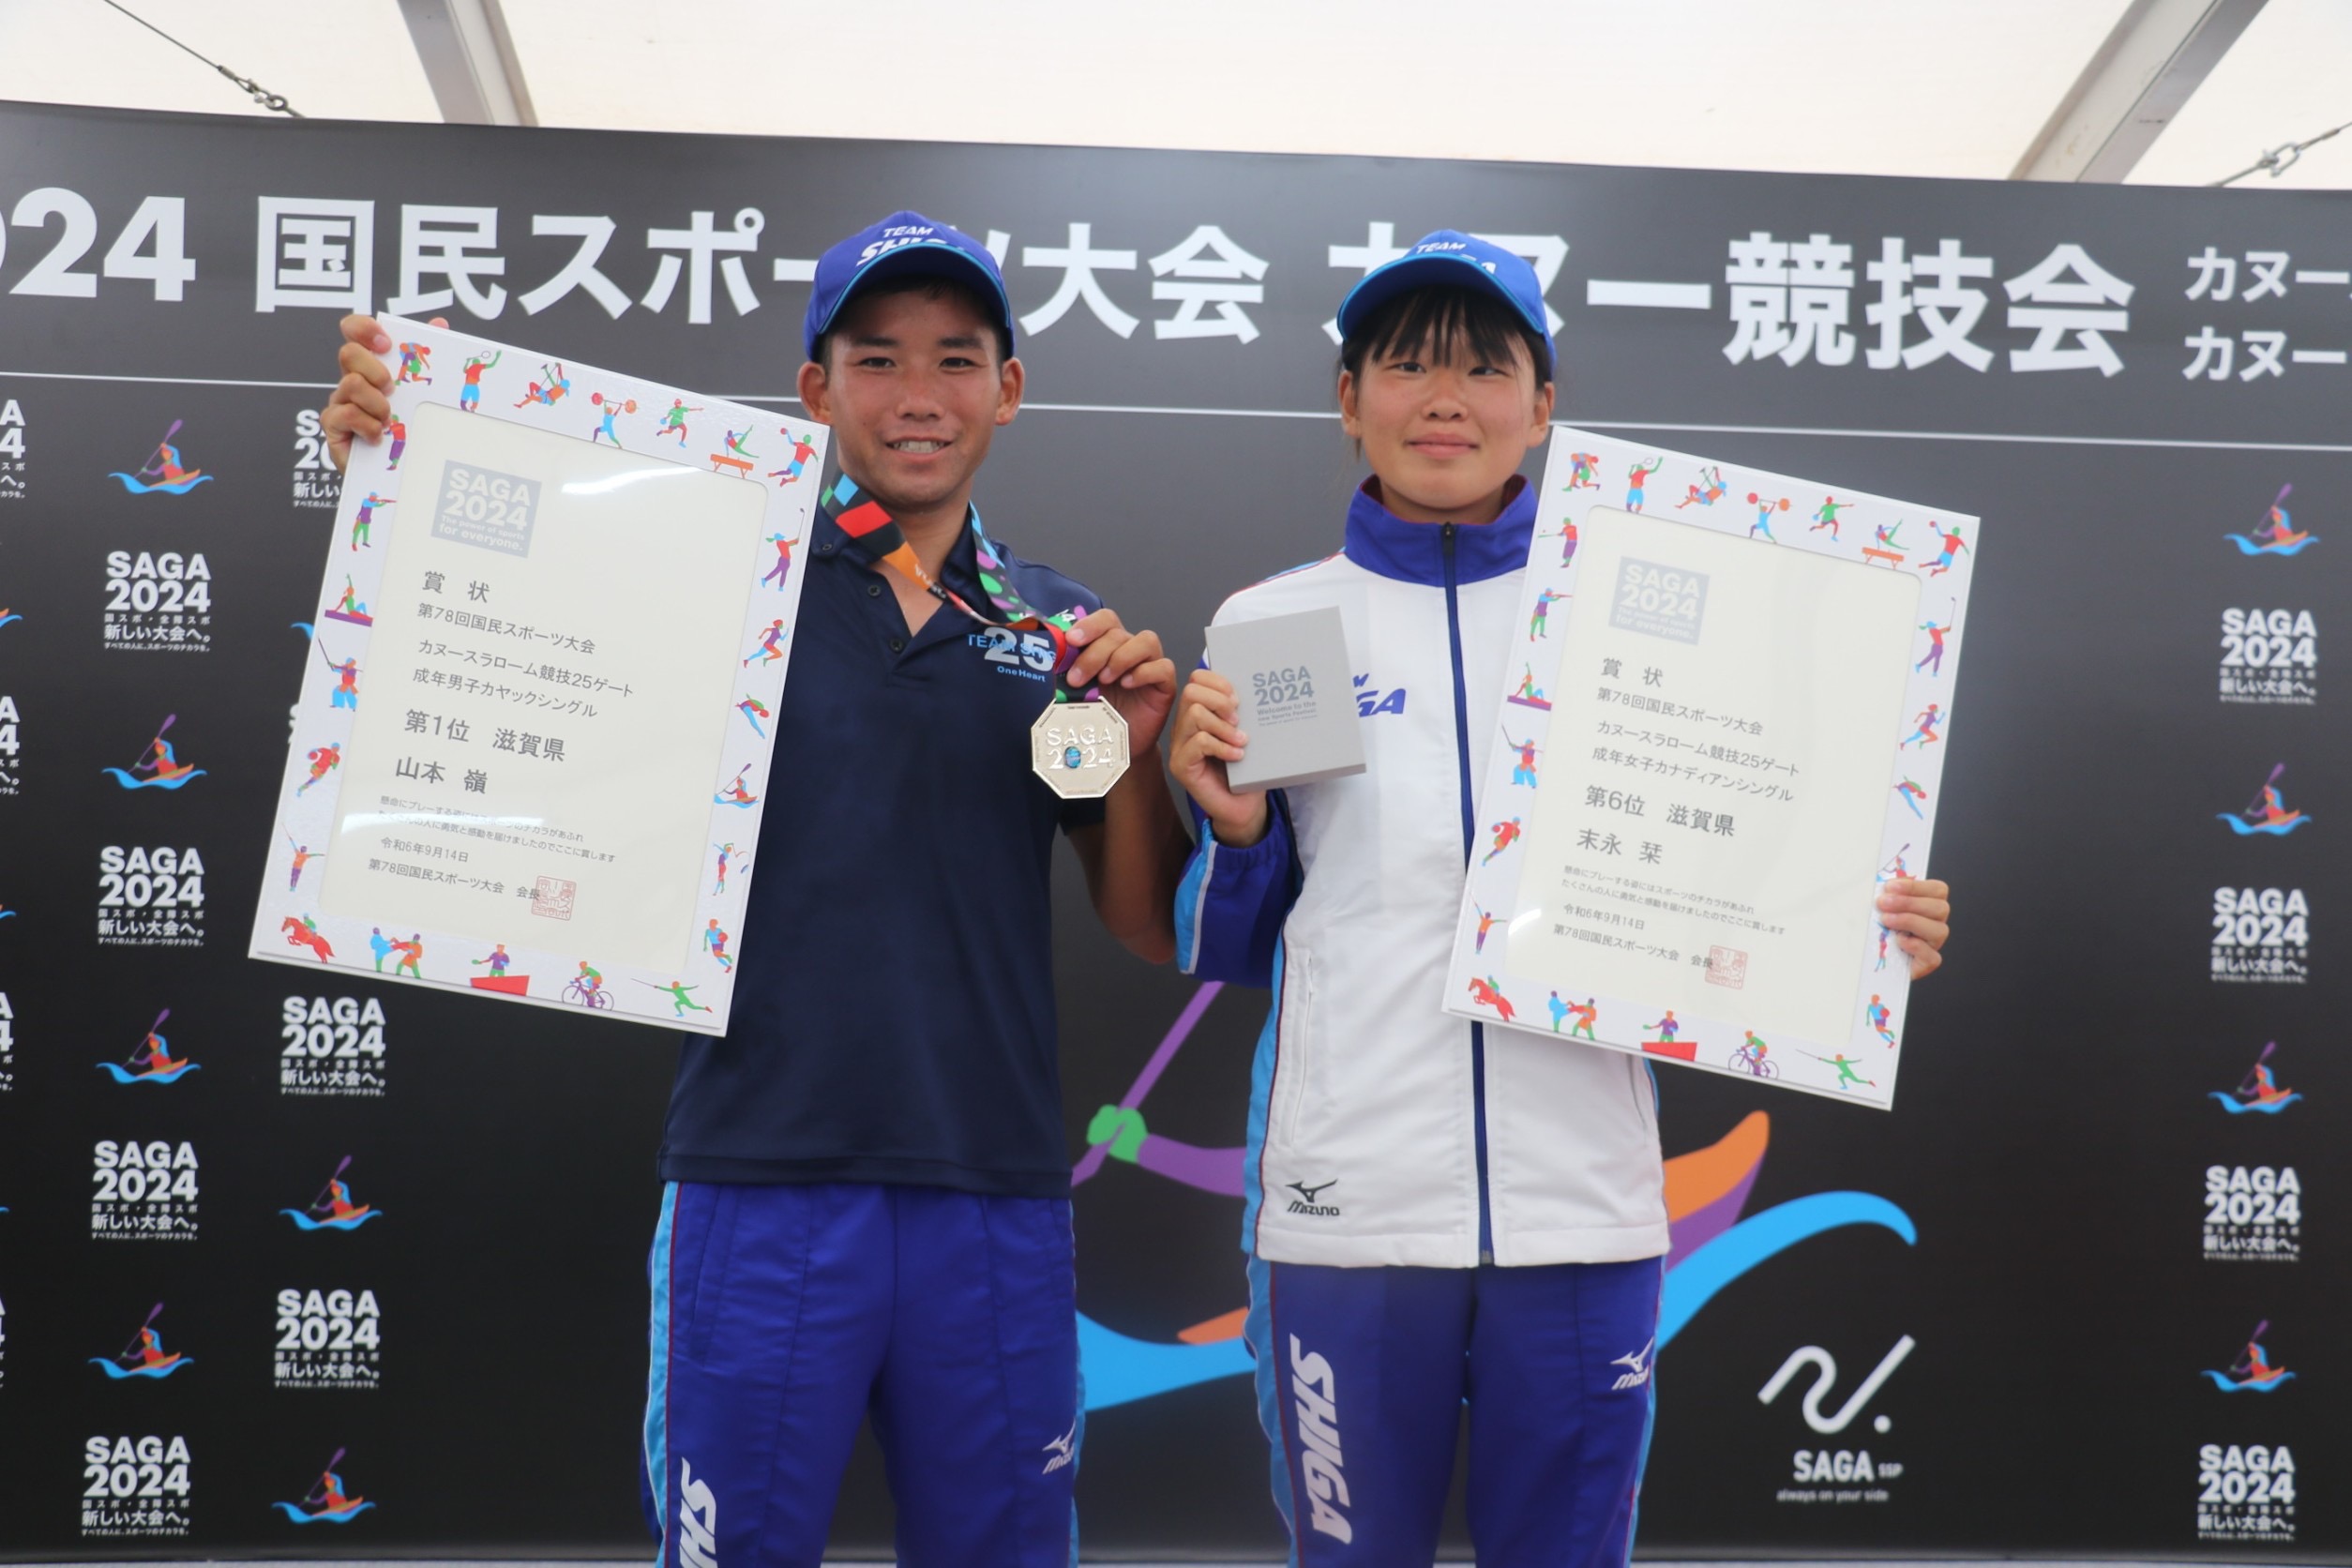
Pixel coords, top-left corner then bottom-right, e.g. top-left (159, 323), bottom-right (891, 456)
top-left (1440, 428), bottom-right (1977, 1108)
top-left (246, 317), bottom-right (824, 1034)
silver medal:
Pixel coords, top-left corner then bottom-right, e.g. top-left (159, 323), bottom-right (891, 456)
top-left (1031, 699), bottom-right (1130, 799)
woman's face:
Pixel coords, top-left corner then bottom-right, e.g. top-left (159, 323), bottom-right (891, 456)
top-left (1340, 330), bottom-right (1553, 523)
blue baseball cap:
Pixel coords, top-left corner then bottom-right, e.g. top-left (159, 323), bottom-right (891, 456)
top-left (802, 211), bottom-right (1016, 362)
top-left (1335, 230), bottom-right (1554, 377)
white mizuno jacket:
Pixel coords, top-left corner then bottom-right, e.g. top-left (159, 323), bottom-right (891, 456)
top-left (1178, 479), bottom-right (1670, 1269)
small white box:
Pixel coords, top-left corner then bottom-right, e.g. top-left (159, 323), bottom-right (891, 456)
top-left (1208, 606), bottom-right (1367, 792)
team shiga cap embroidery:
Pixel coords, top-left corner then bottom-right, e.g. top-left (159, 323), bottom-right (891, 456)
top-left (1334, 230), bottom-right (1555, 373)
top-left (803, 211), bottom-right (1017, 361)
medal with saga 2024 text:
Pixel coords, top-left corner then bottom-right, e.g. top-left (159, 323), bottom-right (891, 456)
top-left (820, 474), bottom-right (1129, 799)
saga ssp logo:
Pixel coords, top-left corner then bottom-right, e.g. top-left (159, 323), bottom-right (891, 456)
top-left (275, 1289), bottom-right (382, 1389)
top-left (104, 551), bottom-right (214, 654)
top-left (1285, 1179), bottom-right (1339, 1217)
top-left (1763, 1335), bottom-right (1913, 1506)
top-left (292, 409), bottom-right (341, 509)
top-left (2204, 1165), bottom-right (2300, 1261)
top-left (97, 846), bottom-right (206, 948)
top-left (674, 1456), bottom-right (719, 1568)
top-left (1288, 1334), bottom-right (1351, 1543)
top-left (280, 996), bottom-right (389, 1098)
top-left (0, 988), bottom-right (15, 1093)
top-left (273, 1447), bottom-right (373, 1524)
top-left (91, 1139), bottom-right (199, 1242)
top-left (0, 397), bottom-right (25, 497)
top-left (82, 1434), bottom-right (192, 1538)
top-left (2220, 608), bottom-right (2315, 705)
top-left (2198, 1443), bottom-right (2295, 1544)
top-left (0, 691), bottom-right (18, 796)
top-left (2210, 886), bottom-right (2307, 985)
top-left (1788, 1448), bottom-right (1899, 1489)
top-left (1350, 672), bottom-right (1407, 717)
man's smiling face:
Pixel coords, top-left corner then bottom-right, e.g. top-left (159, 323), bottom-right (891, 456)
top-left (800, 282), bottom-right (1023, 520)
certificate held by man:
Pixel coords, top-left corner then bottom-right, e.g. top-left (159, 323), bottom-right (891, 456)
top-left (249, 318), bottom-right (824, 1033)
top-left (1444, 430), bottom-right (1975, 1106)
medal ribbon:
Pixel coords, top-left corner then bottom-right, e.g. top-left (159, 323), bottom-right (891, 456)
top-left (822, 474), bottom-right (1088, 696)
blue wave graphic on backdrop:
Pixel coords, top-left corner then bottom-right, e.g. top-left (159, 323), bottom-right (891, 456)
top-left (97, 1063), bottom-right (200, 1084)
top-left (2210, 1091), bottom-right (2302, 1115)
top-left (101, 768), bottom-right (205, 790)
top-left (271, 1501), bottom-right (375, 1524)
top-left (2224, 534), bottom-right (2316, 556)
top-left (107, 473), bottom-right (214, 495)
top-left (1074, 1191), bottom-right (1916, 1410)
top-left (1656, 1193), bottom-right (1917, 1346)
top-left (2217, 813), bottom-right (2310, 836)
top-left (89, 1356), bottom-right (192, 1380)
top-left (2202, 1369), bottom-right (2296, 1393)
top-left (279, 1209), bottom-right (383, 1231)
top-left (1078, 1315), bottom-right (1253, 1411)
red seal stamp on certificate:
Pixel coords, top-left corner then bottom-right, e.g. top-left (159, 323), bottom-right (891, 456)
top-left (1707, 945), bottom-right (1748, 989)
top-left (533, 875), bottom-right (576, 921)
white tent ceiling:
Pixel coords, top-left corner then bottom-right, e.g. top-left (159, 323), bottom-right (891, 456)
top-left (0, 0), bottom-right (2344, 188)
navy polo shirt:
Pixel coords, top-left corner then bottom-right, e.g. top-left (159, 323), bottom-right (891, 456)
top-left (656, 504), bottom-right (1105, 1197)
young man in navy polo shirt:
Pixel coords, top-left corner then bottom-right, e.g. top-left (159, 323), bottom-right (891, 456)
top-left (323, 213), bottom-right (1190, 1566)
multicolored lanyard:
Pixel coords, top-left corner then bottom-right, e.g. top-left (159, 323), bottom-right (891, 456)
top-left (821, 473), bottom-right (1087, 696)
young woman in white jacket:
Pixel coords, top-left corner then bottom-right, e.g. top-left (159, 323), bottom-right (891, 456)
top-left (1167, 232), bottom-right (1952, 1567)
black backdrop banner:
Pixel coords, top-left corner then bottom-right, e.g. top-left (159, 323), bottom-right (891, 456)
top-left (0, 98), bottom-right (2344, 1560)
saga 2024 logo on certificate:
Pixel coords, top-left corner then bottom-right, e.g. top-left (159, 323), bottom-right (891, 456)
top-left (1443, 430), bottom-right (1975, 1107)
top-left (248, 318), bottom-right (824, 1033)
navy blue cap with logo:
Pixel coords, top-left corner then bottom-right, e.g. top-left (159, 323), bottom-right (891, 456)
top-left (802, 210), bottom-right (1018, 362)
top-left (1335, 230), bottom-right (1556, 378)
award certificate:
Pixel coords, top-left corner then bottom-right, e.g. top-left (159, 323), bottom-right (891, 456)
top-left (248, 318), bottom-right (825, 1034)
top-left (1442, 430), bottom-right (1976, 1106)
